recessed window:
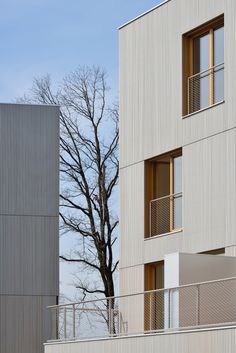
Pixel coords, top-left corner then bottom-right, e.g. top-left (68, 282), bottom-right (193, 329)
top-left (144, 262), bottom-right (164, 331)
top-left (145, 149), bottom-right (182, 238)
top-left (183, 15), bottom-right (224, 115)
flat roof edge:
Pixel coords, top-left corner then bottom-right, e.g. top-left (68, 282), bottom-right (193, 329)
top-left (118, 0), bottom-right (171, 30)
top-left (0, 102), bottom-right (60, 108)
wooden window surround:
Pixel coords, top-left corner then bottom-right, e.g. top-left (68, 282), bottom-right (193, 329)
top-left (144, 262), bottom-right (164, 331)
top-left (145, 149), bottom-right (182, 238)
top-left (182, 15), bottom-right (224, 116)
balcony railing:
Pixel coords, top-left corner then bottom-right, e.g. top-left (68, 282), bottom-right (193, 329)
top-left (47, 276), bottom-right (236, 342)
top-left (187, 63), bottom-right (224, 115)
top-left (149, 192), bottom-right (182, 237)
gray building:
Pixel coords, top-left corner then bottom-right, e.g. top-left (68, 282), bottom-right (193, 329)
top-left (0, 103), bottom-right (59, 353)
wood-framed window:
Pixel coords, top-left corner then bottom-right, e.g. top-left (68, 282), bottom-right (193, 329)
top-left (144, 262), bottom-right (164, 331)
top-left (145, 149), bottom-right (182, 238)
top-left (183, 15), bottom-right (224, 115)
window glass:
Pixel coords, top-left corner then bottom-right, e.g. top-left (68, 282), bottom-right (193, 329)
top-left (173, 156), bottom-right (182, 229)
top-left (173, 156), bottom-right (182, 194)
top-left (214, 26), bottom-right (224, 65)
top-left (193, 32), bottom-right (210, 73)
top-left (193, 33), bottom-right (210, 110)
top-left (214, 26), bottom-right (224, 103)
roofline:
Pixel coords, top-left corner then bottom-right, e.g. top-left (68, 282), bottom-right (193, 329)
top-left (118, 0), bottom-right (171, 30)
top-left (0, 102), bottom-right (60, 108)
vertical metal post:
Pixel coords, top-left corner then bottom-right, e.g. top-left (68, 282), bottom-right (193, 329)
top-left (108, 298), bottom-right (112, 335)
top-left (149, 292), bottom-right (152, 332)
top-left (64, 307), bottom-right (67, 339)
top-left (111, 300), bottom-right (114, 336)
top-left (196, 285), bottom-right (200, 326)
top-left (72, 304), bottom-right (76, 339)
top-left (168, 289), bottom-right (171, 329)
top-left (56, 308), bottom-right (58, 340)
top-left (51, 308), bottom-right (54, 340)
top-left (149, 201), bottom-right (152, 238)
top-left (187, 78), bottom-right (190, 115)
top-left (119, 311), bottom-right (122, 336)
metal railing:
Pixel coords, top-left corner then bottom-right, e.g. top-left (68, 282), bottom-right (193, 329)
top-left (187, 63), bottom-right (224, 115)
top-left (149, 192), bottom-right (182, 237)
top-left (47, 276), bottom-right (236, 342)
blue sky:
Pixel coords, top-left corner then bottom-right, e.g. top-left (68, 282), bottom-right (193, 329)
top-left (0, 0), bottom-right (162, 102)
top-left (0, 0), bottom-right (162, 298)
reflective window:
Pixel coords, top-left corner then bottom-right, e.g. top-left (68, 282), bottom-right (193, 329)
top-left (214, 27), bottom-right (224, 103)
top-left (214, 26), bottom-right (224, 65)
top-left (173, 156), bottom-right (182, 229)
top-left (193, 33), bottom-right (210, 111)
top-left (185, 17), bottom-right (224, 115)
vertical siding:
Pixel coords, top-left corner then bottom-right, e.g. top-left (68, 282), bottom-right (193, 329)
top-left (45, 327), bottom-right (236, 353)
top-left (120, 162), bottom-right (144, 269)
top-left (119, 0), bottom-right (236, 299)
top-left (0, 295), bottom-right (56, 353)
top-left (0, 104), bottom-right (59, 353)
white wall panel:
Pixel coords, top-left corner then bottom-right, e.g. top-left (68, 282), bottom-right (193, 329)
top-left (45, 327), bottom-right (236, 353)
top-left (120, 162), bottom-right (144, 269)
top-left (183, 128), bottom-right (236, 253)
top-left (119, 0), bottom-right (229, 169)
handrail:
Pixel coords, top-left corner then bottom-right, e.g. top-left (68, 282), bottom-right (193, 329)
top-left (188, 62), bottom-right (224, 80)
top-left (48, 275), bottom-right (236, 341)
top-left (150, 192), bottom-right (182, 203)
top-left (48, 275), bottom-right (236, 309)
top-left (187, 62), bottom-right (224, 115)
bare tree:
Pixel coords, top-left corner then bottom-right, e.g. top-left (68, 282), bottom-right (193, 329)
top-left (21, 67), bottom-right (119, 301)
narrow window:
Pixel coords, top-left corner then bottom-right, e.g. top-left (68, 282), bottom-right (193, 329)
top-left (183, 15), bottom-right (224, 115)
top-left (144, 262), bottom-right (164, 331)
top-left (145, 150), bottom-right (182, 238)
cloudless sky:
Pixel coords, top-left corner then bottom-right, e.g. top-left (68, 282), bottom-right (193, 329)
top-left (0, 0), bottom-right (162, 102)
top-left (0, 0), bottom-right (162, 298)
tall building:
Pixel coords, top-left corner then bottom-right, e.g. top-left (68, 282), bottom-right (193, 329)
top-left (45, 1), bottom-right (236, 352)
top-left (0, 103), bottom-right (59, 353)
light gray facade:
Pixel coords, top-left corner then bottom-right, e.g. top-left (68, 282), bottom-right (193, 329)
top-left (45, 0), bottom-right (236, 352)
top-left (0, 103), bottom-right (59, 353)
top-left (119, 0), bottom-right (235, 296)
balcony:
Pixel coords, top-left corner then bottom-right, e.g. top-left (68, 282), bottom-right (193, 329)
top-left (187, 63), bottom-right (224, 115)
top-left (47, 276), bottom-right (236, 342)
top-left (149, 192), bottom-right (182, 237)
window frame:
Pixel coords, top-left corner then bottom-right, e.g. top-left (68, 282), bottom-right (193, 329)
top-left (145, 149), bottom-right (182, 238)
top-left (182, 15), bottom-right (224, 116)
